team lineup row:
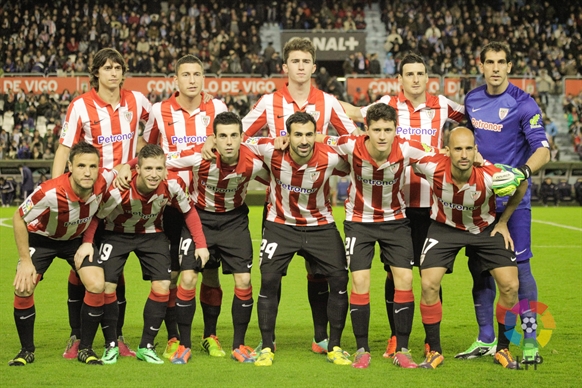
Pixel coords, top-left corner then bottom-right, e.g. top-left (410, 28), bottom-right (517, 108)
top-left (8, 37), bottom-right (549, 369)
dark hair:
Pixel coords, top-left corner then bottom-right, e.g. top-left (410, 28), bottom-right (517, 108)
top-left (366, 103), bottom-right (397, 127)
top-left (213, 112), bottom-right (242, 135)
top-left (283, 37), bottom-right (316, 64)
top-left (480, 41), bottom-right (512, 64)
top-left (90, 48), bottom-right (127, 90)
top-left (138, 144), bottom-right (165, 165)
top-left (285, 111), bottom-right (316, 134)
top-left (175, 54), bottom-right (204, 74)
top-left (69, 141), bottom-right (100, 163)
top-left (399, 53), bottom-right (426, 75)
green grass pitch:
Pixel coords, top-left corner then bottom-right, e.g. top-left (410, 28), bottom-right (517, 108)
top-left (0, 206), bottom-right (580, 387)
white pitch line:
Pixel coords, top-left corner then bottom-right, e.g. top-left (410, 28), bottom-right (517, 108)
top-left (532, 219), bottom-right (582, 232)
top-left (0, 218), bottom-right (12, 228)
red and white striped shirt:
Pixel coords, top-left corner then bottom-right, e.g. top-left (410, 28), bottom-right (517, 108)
top-left (244, 138), bottom-right (350, 226)
top-left (97, 171), bottom-right (192, 234)
top-left (243, 84), bottom-right (358, 137)
top-left (19, 169), bottom-right (116, 240)
top-left (361, 92), bottom-right (464, 208)
top-left (60, 89), bottom-right (152, 169)
top-left (142, 91), bottom-right (228, 152)
top-left (166, 144), bottom-right (269, 213)
top-left (324, 135), bottom-right (434, 222)
top-left (413, 154), bottom-right (501, 234)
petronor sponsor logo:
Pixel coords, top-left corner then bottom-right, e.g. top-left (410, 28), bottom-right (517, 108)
top-left (201, 180), bottom-right (238, 193)
top-left (356, 175), bottom-right (398, 186)
top-left (98, 132), bottom-right (134, 144)
top-left (471, 118), bottom-right (503, 132)
top-left (396, 126), bottom-right (437, 136)
top-left (276, 179), bottom-right (317, 194)
top-left (171, 135), bottom-right (207, 144)
top-left (437, 197), bottom-right (478, 211)
top-left (65, 216), bottom-right (92, 226)
top-left (130, 211), bottom-right (159, 219)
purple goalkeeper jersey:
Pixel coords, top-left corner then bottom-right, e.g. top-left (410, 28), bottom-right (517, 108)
top-left (465, 83), bottom-right (549, 211)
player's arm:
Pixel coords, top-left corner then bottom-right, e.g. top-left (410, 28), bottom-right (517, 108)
top-left (183, 207), bottom-right (210, 267)
top-left (52, 143), bottom-right (71, 178)
top-left (339, 100), bottom-right (364, 123)
top-left (523, 147), bottom-right (550, 176)
top-left (490, 179), bottom-right (528, 250)
top-left (12, 210), bottom-right (37, 293)
top-left (75, 216), bottom-right (101, 268)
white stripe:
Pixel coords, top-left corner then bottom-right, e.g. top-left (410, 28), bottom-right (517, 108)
top-left (532, 219), bottom-right (582, 232)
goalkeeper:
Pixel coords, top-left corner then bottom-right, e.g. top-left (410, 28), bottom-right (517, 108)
top-left (410, 127), bottom-right (527, 369)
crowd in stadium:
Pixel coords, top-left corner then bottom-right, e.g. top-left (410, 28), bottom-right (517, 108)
top-left (0, 0), bottom-right (582, 161)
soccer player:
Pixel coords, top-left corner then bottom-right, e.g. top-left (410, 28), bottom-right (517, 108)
top-left (341, 53), bottom-right (465, 358)
top-left (163, 112), bottom-right (269, 363)
top-left (459, 42), bottom-right (550, 363)
top-left (319, 103), bottom-right (435, 369)
top-left (141, 54), bottom-right (228, 359)
top-left (216, 37), bottom-right (359, 354)
top-left (9, 142), bottom-right (116, 366)
top-left (52, 48), bottom-right (152, 359)
top-left (76, 144), bottom-right (208, 365)
top-left (244, 112), bottom-right (352, 367)
top-left (412, 127), bottom-right (527, 369)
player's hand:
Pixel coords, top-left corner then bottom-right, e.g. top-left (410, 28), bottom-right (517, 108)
top-left (490, 221), bottom-right (514, 251)
top-left (114, 164), bottom-right (132, 191)
top-left (492, 163), bottom-right (526, 197)
top-left (203, 93), bottom-right (214, 103)
top-left (274, 136), bottom-right (289, 150)
top-left (195, 248), bottom-right (210, 268)
top-left (473, 151), bottom-right (484, 166)
top-left (13, 259), bottom-right (37, 294)
top-left (202, 135), bottom-right (217, 160)
top-left (74, 242), bottom-right (95, 269)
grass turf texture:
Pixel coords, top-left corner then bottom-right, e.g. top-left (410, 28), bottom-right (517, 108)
top-left (0, 206), bottom-right (580, 387)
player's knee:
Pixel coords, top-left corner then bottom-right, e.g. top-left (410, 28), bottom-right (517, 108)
top-left (152, 280), bottom-right (171, 294)
top-left (169, 270), bottom-right (180, 285)
top-left (234, 273), bottom-right (251, 289)
top-left (420, 276), bottom-right (440, 300)
top-left (179, 270), bottom-right (198, 289)
top-left (104, 282), bottom-right (117, 294)
top-left (498, 278), bottom-right (519, 299)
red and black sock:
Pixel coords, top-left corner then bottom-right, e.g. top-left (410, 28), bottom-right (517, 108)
top-left (232, 286), bottom-right (253, 349)
top-left (80, 291), bottom-right (104, 350)
top-left (14, 294), bottom-right (35, 352)
top-left (200, 284), bottom-right (222, 338)
top-left (175, 286), bottom-right (196, 349)
top-left (394, 289), bottom-right (414, 351)
top-left (420, 301), bottom-right (442, 354)
top-left (139, 290), bottom-right (169, 348)
top-left (350, 291), bottom-right (370, 352)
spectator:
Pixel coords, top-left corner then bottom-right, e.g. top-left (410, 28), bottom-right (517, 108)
top-left (574, 178), bottom-right (582, 206)
top-left (0, 176), bottom-right (16, 207)
top-left (368, 53), bottom-right (381, 75)
top-left (540, 177), bottom-right (558, 206)
top-left (556, 179), bottom-right (573, 202)
top-left (536, 69), bottom-right (555, 106)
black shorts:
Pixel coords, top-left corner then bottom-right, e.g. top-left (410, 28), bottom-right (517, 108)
top-left (344, 219), bottom-right (414, 272)
top-left (260, 221), bottom-right (347, 277)
top-left (180, 205), bottom-right (253, 274)
top-left (27, 233), bottom-right (100, 277)
top-left (406, 207), bottom-right (431, 266)
top-left (420, 221), bottom-right (517, 273)
top-left (98, 231), bottom-right (171, 283)
top-left (163, 206), bottom-right (185, 271)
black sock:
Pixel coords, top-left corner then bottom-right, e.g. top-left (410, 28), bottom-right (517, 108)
top-left (232, 293), bottom-right (253, 349)
top-left (350, 302), bottom-right (370, 351)
top-left (307, 276), bottom-right (329, 342)
top-left (497, 320), bottom-right (511, 351)
top-left (394, 301), bottom-right (414, 351)
top-left (257, 273), bottom-right (281, 351)
top-left (384, 273), bottom-right (395, 336)
top-left (423, 322), bottom-right (442, 354)
top-left (67, 275), bottom-right (84, 338)
top-left (176, 296), bottom-right (196, 349)
top-left (80, 303), bottom-right (103, 350)
top-left (116, 283), bottom-right (126, 338)
top-left (14, 304), bottom-right (35, 352)
top-left (201, 303), bottom-right (221, 338)
top-left (102, 298), bottom-right (119, 346)
top-left (326, 274), bottom-right (349, 350)
top-left (139, 296), bottom-right (167, 348)
top-left (165, 306), bottom-right (179, 340)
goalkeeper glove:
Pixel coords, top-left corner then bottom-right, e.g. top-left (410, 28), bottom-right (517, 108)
top-left (492, 163), bottom-right (527, 196)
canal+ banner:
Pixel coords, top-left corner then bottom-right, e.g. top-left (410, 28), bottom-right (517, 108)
top-left (280, 31), bottom-right (366, 60)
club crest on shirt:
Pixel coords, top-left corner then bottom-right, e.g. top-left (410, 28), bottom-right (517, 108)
top-left (307, 110), bottom-right (320, 121)
top-left (424, 109), bottom-right (434, 119)
top-left (236, 175), bottom-right (247, 184)
top-left (498, 108), bottom-right (509, 120)
top-left (202, 115), bottom-right (210, 127)
top-left (310, 171), bottom-right (320, 181)
top-left (124, 111), bottom-right (133, 122)
top-left (389, 163), bottom-right (400, 173)
top-left (471, 191), bottom-right (481, 200)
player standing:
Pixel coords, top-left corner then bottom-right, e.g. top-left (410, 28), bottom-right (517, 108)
top-left (9, 142), bottom-right (116, 366)
top-left (77, 144), bottom-right (208, 365)
top-left (141, 54), bottom-right (229, 359)
top-left (412, 127), bottom-right (527, 369)
top-left (52, 48), bottom-right (152, 359)
top-left (341, 53), bottom-right (465, 357)
top-left (244, 112), bottom-right (352, 367)
top-left (164, 112), bottom-right (269, 363)
top-left (226, 37), bottom-right (359, 354)
top-left (459, 42), bottom-right (550, 363)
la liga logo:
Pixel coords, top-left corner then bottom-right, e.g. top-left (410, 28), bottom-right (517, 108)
top-left (503, 299), bottom-right (556, 348)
